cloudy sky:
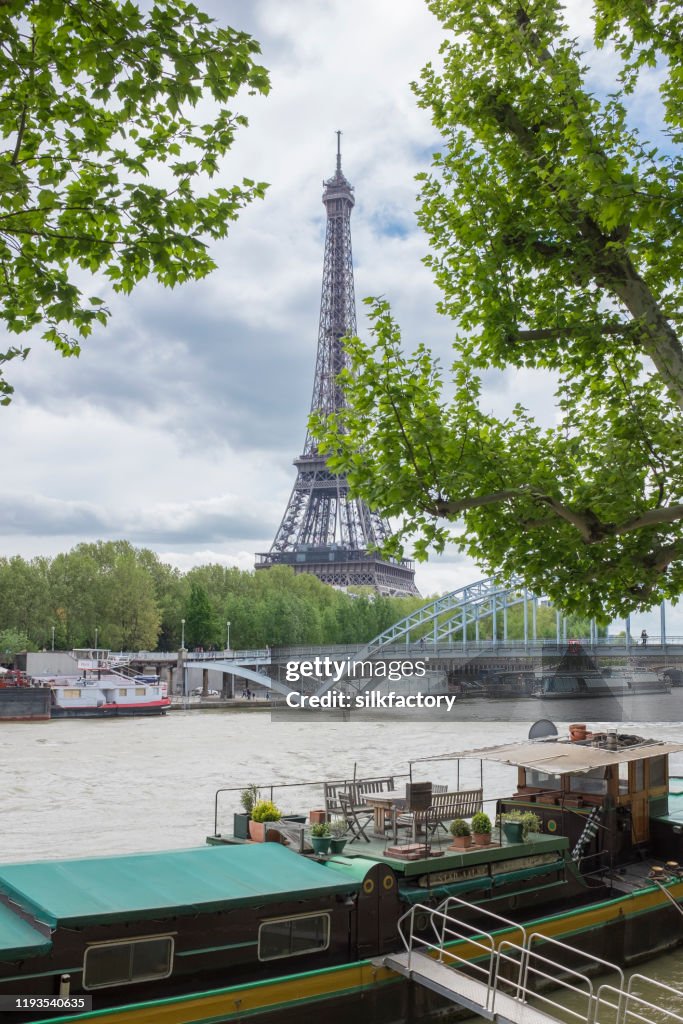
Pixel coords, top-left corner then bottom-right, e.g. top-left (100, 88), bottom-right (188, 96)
top-left (1, 1), bottom-right (677, 635)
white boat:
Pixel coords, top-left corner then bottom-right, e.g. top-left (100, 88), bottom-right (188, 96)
top-left (49, 674), bottom-right (170, 717)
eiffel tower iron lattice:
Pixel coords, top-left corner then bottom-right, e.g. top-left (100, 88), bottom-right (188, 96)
top-left (256, 136), bottom-right (419, 596)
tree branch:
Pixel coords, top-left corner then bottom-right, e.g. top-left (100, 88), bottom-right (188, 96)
top-left (434, 486), bottom-right (683, 544)
top-left (617, 504), bottom-right (683, 534)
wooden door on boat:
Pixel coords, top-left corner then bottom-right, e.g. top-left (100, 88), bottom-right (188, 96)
top-left (630, 760), bottom-right (650, 843)
top-left (356, 862), bottom-right (400, 957)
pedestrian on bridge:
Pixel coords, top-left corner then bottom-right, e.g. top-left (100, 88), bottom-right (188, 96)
top-left (641, 629), bottom-right (648, 646)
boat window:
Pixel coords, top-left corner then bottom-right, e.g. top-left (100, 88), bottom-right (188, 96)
top-left (649, 756), bottom-right (666, 788)
top-left (119, 689), bottom-right (128, 697)
top-left (619, 763), bottom-right (629, 794)
top-left (523, 770), bottom-right (561, 790)
top-left (135, 688), bottom-right (146, 696)
top-left (84, 936), bottom-right (173, 989)
top-left (570, 768), bottom-right (607, 795)
top-left (258, 912), bottom-right (330, 961)
top-left (633, 760), bottom-right (645, 792)
top-left (63, 689), bottom-right (81, 698)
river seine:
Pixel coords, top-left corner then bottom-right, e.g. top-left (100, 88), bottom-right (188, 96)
top-left (3, 712), bottom-right (683, 1018)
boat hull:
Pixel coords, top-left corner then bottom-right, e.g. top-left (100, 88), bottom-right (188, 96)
top-left (50, 702), bottom-right (170, 718)
top-left (30, 881), bottom-right (683, 1024)
top-left (0, 687), bottom-right (51, 721)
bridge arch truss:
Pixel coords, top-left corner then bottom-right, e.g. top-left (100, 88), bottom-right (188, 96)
top-left (314, 575), bottom-right (597, 697)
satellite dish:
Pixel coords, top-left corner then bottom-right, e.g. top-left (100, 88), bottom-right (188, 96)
top-left (528, 719), bottom-right (558, 740)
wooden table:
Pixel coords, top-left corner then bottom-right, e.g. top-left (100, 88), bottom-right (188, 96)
top-left (363, 791), bottom-right (407, 839)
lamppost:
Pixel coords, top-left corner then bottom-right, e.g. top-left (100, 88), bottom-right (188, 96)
top-left (180, 618), bottom-right (187, 698)
top-left (94, 626), bottom-right (99, 651)
top-left (226, 621), bottom-right (231, 651)
top-left (51, 626), bottom-right (55, 652)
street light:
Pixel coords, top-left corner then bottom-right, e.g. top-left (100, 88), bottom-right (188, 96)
top-left (226, 620), bottom-right (231, 651)
top-left (94, 626), bottom-right (99, 652)
top-left (181, 618), bottom-right (186, 650)
top-left (51, 626), bottom-right (55, 652)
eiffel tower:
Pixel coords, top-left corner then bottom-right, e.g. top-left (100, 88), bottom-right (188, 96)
top-left (256, 135), bottom-right (419, 595)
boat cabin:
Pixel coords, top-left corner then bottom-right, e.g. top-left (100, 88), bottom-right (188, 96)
top-left (464, 732), bottom-right (683, 869)
top-left (0, 843), bottom-right (398, 1013)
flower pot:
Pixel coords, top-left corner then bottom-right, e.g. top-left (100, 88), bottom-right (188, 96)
top-left (502, 821), bottom-right (524, 843)
top-left (234, 813), bottom-right (251, 840)
top-left (249, 820), bottom-right (266, 842)
top-left (309, 810), bottom-right (327, 825)
top-left (329, 838), bottom-right (347, 855)
top-left (249, 820), bottom-right (282, 842)
top-left (569, 723), bottom-right (587, 742)
top-left (310, 835), bottom-right (331, 855)
top-left (448, 836), bottom-right (472, 850)
top-left (473, 832), bottom-right (492, 846)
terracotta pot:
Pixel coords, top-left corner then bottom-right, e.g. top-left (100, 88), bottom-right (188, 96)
top-left (569, 723), bottom-right (587, 742)
top-left (473, 832), bottom-right (492, 846)
top-left (248, 820), bottom-right (266, 842)
top-left (309, 809), bottom-right (327, 825)
top-left (449, 835), bottom-right (472, 850)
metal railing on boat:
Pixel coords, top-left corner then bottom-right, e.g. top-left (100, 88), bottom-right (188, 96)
top-left (212, 773), bottom-right (412, 837)
top-left (384, 896), bottom-right (683, 1024)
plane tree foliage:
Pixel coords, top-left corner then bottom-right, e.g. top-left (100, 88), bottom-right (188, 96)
top-left (0, 0), bottom-right (269, 401)
top-left (313, 0), bottom-right (683, 621)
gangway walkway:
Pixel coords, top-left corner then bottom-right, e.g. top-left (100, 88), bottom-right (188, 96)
top-left (383, 896), bottom-right (683, 1024)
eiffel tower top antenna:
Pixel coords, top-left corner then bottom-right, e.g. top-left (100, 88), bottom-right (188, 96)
top-left (336, 129), bottom-right (342, 172)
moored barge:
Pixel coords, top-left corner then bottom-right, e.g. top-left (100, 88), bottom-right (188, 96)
top-left (2, 726), bottom-right (683, 1023)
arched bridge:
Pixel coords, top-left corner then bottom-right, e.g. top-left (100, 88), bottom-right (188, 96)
top-left (312, 575), bottom-right (672, 697)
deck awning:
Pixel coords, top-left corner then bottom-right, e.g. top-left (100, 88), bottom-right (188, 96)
top-left (0, 844), bottom-right (359, 928)
top-left (415, 739), bottom-right (683, 776)
top-left (0, 901), bottom-right (52, 960)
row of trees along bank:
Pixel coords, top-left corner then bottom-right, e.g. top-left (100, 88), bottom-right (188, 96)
top-left (0, 541), bottom-right (596, 655)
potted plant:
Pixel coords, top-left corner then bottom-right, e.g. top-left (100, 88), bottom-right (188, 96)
top-left (235, 783), bottom-right (260, 840)
top-left (471, 811), bottom-right (493, 846)
top-left (520, 811), bottom-right (541, 839)
top-left (448, 818), bottom-right (472, 850)
top-left (500, 810), bottom-right (524, 843)
top-left (500, 809), bottom-right (541, 843)
top-left (249, 799), bottom-right (282, 842)
top-left (328, 818), bottom-right (348, 855)
top-left (309, 821), bottom-right (332, 855)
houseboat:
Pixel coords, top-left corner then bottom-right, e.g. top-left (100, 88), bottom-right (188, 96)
top-left (48, 674), bottom-right (170, 717)
top-left (2, 726), bottom-right (683, 1023)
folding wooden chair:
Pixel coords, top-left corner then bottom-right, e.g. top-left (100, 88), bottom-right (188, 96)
top-left (392, 782), bottom-right (433, 847)
top-left (339, 790), bottom-right (372, 843)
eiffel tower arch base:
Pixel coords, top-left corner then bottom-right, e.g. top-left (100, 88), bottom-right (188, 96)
top-left (256, 550), bottom-right (419, 597)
